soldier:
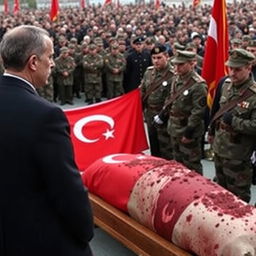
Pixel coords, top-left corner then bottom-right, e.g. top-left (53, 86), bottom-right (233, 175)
top-left (185, 42), bottom-right (203, 75)
top-left (209, 49), bottom-right (256, 203)
top-left (241, 35), bottom-right (251, 49)
top-left (124, 36), bottom-right (152, 93)
top-left (55, 47), bottom-right (76, 105)
top-left (246, 40), bottom-right (256, 79)
top-left (155, 50), bottom-right (207, 174)
top-left (37, 73), bottom-right (54, 102)
top-left (230, 38), bottom-right (242, 50)
top-left (83, 44), bottom-right (104, 104)
top-left (105, 43), bottom-right (126, 99)
top-left (141, 44), bottom-right (174, 160)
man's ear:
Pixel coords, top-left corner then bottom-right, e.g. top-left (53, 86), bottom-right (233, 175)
top-left (27, 54), bottom-right (38, 71)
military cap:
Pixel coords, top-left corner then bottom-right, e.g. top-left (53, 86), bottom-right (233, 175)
top-left (60, 46), bottom-right (69, 53)
top-left (68, 44), bottom-right (76, 49)
top-left (58, 36), bottom-right (66, 42)
top-left (191, 32), bottom-right (201, 40)
top-left (171, 50), bottom-right (196, 64)
top-left (94, 37), bottom-right (104, 46)
top-left (88, 43), bottom-right (97, 50)
top-left (242, 35), bottom-right (251, 42)
top-left (81, 42), bottom-right (88, 49)
top-left (133, 36), bottom-right (145, 44)
top-left (225, 48), bottom-right (255, 67)
top-left (145, 37), bottom-right (155, 45)
top-left (111, 43), bottom-right (119, 49)
top-left (185, 42), bottom-right (197, 50)
top-left (231, 38), bottom-right (242, 45)
top-left (248, 40), bottom-right (256, 47)
top-left (151, 44), bottom-right (167, 55)
top-left (173, 42), bottom-right (185, 50)
top-left (70, 37), bottom-right (78, 43)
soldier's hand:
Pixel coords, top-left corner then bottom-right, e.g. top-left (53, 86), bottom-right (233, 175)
top-left (153, 115), bottom-right (164, 125)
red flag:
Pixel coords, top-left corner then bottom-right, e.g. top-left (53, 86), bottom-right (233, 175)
top-left (80, 0), bottom-right (85, 9)
top-left (192, 0), bottom-right (201, 7)
top-left (64, 89), bottom-right (149, 171)
top-left (13, 0), bottom-right (20, 14)
top-left (4, 0), bottom-right (9, 13)
top-left (155, 0), bottom-right (160, 9)
top-left (50, 0), bottom-right (59, 22)
top-left (201, 0), bottom-right (229, 107)
top-left (103, 0), bottom-right (111, 6)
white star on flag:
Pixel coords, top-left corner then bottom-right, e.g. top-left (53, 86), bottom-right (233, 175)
top-left (103, 129), bottom-right (115, 140)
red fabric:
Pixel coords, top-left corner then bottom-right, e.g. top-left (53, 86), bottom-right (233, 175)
top-left (155, 0), bottom-right (160, 9)
top-left (83, 154), bottom-right (170, 212)
top-left (13, 0), bottom-right (19, 14)
top-left (50, 0), bottom-right (59, 21)
top-left (4, 0), bottom-right (9, 13)
top-left (64, 89), bottom-right (148, 171)
top-left (192, 0), bottom-right (201, 7)
top-left (80, 0), bottom-right (85, 9)
top-left (104, 0), bottom-right (112, 6)
top-left (201, 0), bottom-right (229, 107)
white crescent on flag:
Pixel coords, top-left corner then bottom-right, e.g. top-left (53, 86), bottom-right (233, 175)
top-left (208, 15), bottom-right (217, 43)
top-left (102, 153), bottom-right (147, 164)
top-left (73, 114), bottom-right (115, 143)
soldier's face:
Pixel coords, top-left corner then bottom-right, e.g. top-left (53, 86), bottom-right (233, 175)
top-left (175, 61), bottom-right (194, 75)
top-left (229, 65), bottom-right (251, 85)
top-left (152, 53), bottom-right (168, 70)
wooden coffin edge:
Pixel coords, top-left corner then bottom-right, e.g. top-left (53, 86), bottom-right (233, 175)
top-left (89, 193), bottom-right (192, 256)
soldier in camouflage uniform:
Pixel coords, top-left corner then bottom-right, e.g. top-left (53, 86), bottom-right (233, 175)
top-left (55, 47), bottom-right (76, 105)
top-left (209, 49), bottom-right (256, 202)
top-left (83, 44), bottom-right (104, 104)
top-left (157, 50), bottom-right (207, 174)
top-left (141, 44), bottom-right (174, 160)
top-left (105, 43), bottom-right (126, 99)
top-left (37, 73), bottom-right (54, 102)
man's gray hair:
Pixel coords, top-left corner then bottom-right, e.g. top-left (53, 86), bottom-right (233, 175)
top-left (0, 25), bottom-right (49, 71)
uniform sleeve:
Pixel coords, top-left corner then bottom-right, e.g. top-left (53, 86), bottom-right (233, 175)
top-left (33, 107), bottom-right (94, 245)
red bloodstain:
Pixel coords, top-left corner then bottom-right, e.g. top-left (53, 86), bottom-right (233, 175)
top-left (186, 214), bottom-right (193, 222)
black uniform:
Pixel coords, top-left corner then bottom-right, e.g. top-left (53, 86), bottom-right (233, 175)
top-left (123, 49), bottom-right (151, 93)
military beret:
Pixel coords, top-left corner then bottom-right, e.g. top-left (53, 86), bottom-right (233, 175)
top-left (111, 43), bottom-right (119, 49)
top-left (151, 44), bottom-right (167, 55)
top-left (225, 48), bottom-right (255, 67)
top-left (231, 38), bottom-right (242, 45)
top-left (248, 40), bottom-right (256, 47)
top-left (242, 35), bottom-right (251, 42)
top-left (88, 43), bottom-right (97, 50)
top-left (173, 42), bottom-right (185, 50)
top-left (133, 36), bottom-right (145, 44)
top-left (70, 37), bottom-right (78, 43)
top-left (60, 46), bottom-right (69, 53)
top-left (171, 50), bottom-right (196, 64)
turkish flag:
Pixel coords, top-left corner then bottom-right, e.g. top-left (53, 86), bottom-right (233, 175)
top-left (50, 0), bottom-right (59, 21)
top-left (201, 0), bottom-right (229, 107)
top-left (64, 89), bottom-right (149, 171)
top-left (103, 0), bottom-right (111, 6)
top-left (155, 0), bottom-right (160, 9)
top-left (13, 0), bottom-right (20, 14)
top-left (4, 0), bottom-right (9, 13)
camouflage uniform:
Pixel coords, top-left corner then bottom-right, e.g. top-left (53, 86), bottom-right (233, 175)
top-left (37, 74), bottom-right (54, 102)
top-left (105, 44), bottom-right (126, 99)
top-left (211, 49), bottom-right (256, 203)
top-left (167, 51), bottom-right (207, 174)
top-left (83, 44), bottom-right (104, 103)
top-left (55, 47), bottom-right (76, 105)
top-left (141, 45), bottom-right (174, 160)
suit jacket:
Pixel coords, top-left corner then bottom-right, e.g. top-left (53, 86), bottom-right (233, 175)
top-left (0, 75), bottom-right (94, 256)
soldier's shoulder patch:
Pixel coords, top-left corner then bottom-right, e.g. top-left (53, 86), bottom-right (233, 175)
top-left (192, 72), bottom-right (205, 83)
top-left (249, 82), bottom-right (256, 93)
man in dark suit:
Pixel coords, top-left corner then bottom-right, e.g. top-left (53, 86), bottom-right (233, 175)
top-left (0, 25), bottom-right (94, 255)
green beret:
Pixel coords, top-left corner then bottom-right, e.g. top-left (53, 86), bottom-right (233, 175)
top-left (173, 42), bottom-right (185, 50)
top-left (242, 35), bottom-right (251, 42)
top-left (171, 50), bottom-right (196, 64)
top-left (225, 48), bottom-right (255, 67)
top-left (151, 44), bottom-right (167, 55)
top-left (248, 40), bottom-right (256, 47)
top-left (231, 38), bottom-right (242, 45)
top-left (60, 46), bottom-right (69, 53)
top-left (88, 43), bottom-right (97, 50)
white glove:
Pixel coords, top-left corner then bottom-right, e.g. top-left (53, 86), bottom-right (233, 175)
top-left (153, 115), bottom-right (164, 125)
